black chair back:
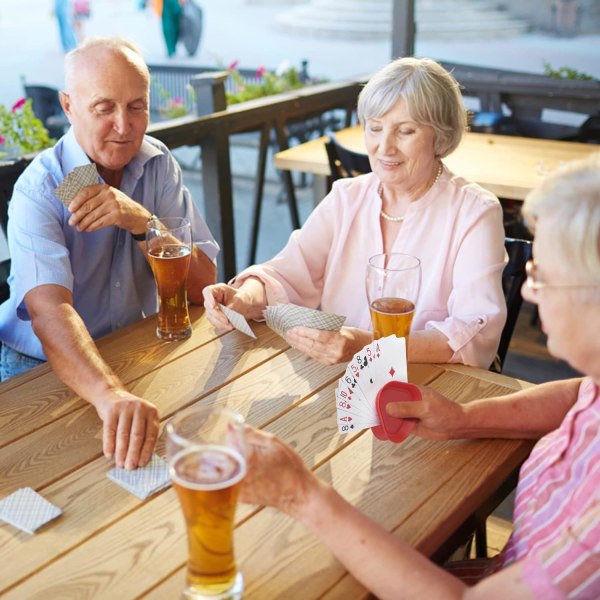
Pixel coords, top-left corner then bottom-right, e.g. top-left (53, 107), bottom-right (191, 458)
top-left (23, 84), bottom-right (68, 139)
top-left (494, 237), bottom-right (533, 371)
top-left (325, 132), bottom-right (371, 180)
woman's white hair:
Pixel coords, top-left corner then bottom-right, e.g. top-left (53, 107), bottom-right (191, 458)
top-left (356, 57), bottom-right (467, 158)
top-left (64, 36), bottom-right (149, 93)
top-left (523, 152), bottom-right (600, 283)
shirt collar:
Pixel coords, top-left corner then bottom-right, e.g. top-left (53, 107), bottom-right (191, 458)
top-left (59, 129), bottom-right (164, 183)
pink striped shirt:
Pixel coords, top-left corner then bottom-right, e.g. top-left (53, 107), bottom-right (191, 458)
top-left (501, 378), bottom-right (600, 599)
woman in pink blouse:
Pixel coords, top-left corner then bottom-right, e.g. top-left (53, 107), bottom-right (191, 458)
top-left (203, 57), bottom-right (506, 368)
top-left (240, 154), bottom-right (600, 599)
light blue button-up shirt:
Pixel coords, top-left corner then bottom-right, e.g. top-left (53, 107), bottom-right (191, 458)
top-left (0, 128), bottom-right (218, 360)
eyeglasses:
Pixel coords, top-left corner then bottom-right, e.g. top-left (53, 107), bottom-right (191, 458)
top-left (525, 260), bottom-right (599, 292)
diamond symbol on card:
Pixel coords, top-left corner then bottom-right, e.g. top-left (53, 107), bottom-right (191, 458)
top-left (389, 367), bottom-right (396, 378)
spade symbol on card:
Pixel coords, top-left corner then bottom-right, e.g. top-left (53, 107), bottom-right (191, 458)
top-left (336, 336), bottom-right (409, 437)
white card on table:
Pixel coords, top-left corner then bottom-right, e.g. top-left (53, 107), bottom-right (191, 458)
top-left (0, 487), bottom-right (62, 534)
top-left (107, 453), bottom-right (171, 500)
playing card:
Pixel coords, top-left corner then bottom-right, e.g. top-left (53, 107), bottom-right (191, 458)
top-left (336, 335), bottom-right (409, 436)
top-left (107, 453), bottom-right (171, 500)
top-left (263, 303), bottom-right (346, 338)
top-left (55, 163), bottom-right (99, 207)
top-left (369, 336), bottom-right (407, 385)
top-left (219, 304), bottom-right (256, 339)
top-left (0, 487), bottom-right (62, 534)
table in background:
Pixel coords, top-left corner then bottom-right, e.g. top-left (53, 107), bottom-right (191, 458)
top-left (274, 126), bottom-right (598, 202)
top-left (0, 307), bottom-right (534, 599)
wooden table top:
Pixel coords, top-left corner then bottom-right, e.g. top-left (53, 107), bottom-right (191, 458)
top-left (274, 126), bottom-right (598, 201)
top-left (0, 307), bottom-right (535, 599)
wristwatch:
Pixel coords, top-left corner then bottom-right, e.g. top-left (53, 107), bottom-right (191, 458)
top-left (131, 215), bottom-right (158, 241)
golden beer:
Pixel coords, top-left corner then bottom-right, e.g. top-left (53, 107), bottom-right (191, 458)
top-left (370, 297), bottom-right (415, 339)
top-left (171, 445), bottom-right (246, 597)
top-left (149, 244), bottom-right (192, 340)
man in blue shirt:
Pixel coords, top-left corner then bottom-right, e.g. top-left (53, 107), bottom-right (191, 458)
top-left (0, 37), bottom-right (218, 469)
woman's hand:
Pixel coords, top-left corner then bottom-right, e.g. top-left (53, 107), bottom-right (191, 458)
top-left (285, 326), bottom-right (373, 365)
top-left (385, 387), bottom-right (465, 441)
top-left (240, 426), bottom-right (321, 519)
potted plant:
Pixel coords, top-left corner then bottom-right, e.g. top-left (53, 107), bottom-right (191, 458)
top-left (0, 98), bottom-right (55, 161)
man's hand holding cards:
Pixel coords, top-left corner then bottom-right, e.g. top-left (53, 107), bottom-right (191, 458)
top-left (336, 335), bottom-right (421, 443)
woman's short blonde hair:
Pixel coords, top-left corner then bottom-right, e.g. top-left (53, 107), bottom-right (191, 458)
top-left (356, 57), bottom-right (467, 158)
top-left (523, 152), bottom-right (600, 283)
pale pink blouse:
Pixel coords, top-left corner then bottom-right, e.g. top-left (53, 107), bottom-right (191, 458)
top-left (237, 167), bottom-right (507, 367)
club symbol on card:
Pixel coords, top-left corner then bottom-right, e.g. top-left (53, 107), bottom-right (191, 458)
top-left (336, 336), bottom-right (409, 437)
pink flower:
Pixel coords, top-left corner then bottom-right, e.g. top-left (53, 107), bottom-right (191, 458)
top-left (228, 60), bottom-right (239, 71)
top-left (11, 98), bottom-right (26, 112)
top-left (256, 66), bottom-right (265, 78)
top-left (0, 135), bottom-right (5, 144)
top-left (172, 97), bottom-right (183, 104)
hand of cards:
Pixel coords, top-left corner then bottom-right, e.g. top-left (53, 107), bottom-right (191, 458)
top-left (55, 163), bottom-right (99, 207)
top-left (336, 335), bottom-right (422, 443)
top-left (218, 302), bottom-right (346, 340)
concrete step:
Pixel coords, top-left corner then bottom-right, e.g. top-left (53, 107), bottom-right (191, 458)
top-left (276, 0), bottom-right (530, 40)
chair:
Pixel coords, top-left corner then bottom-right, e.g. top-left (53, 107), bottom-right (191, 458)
top-left (493, 237), bottom-right (533, 373)
top-left (469, 237), bottom-right (532, 558)
top-left (22, 82), bottom-right (69, 139)
top-left (324, 132), bottom-right (371, 181)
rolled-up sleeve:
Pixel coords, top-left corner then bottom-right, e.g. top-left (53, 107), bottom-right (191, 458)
top-left (425, 200), bottom-right (507, 368)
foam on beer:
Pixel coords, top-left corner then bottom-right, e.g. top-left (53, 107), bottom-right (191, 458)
top-left (170, 445), bottom-right (247, 491)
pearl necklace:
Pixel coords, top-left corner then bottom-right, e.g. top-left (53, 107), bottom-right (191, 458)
top-left (379, 163), bottom-right (443, 223)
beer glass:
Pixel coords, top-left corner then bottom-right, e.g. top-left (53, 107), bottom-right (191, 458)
top-left (366, 253), bottom-right (421, 340)
top-left (146, 217), bottom-right (192, 341)
top-left (166, 406), bottom-right (246, 600)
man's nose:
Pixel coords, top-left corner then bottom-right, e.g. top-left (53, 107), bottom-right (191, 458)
top-left (113, 108), bottom-right (130, 134)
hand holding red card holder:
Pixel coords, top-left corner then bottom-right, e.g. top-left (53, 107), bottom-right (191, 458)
top-left (371, 381), bottom-right (422, 443)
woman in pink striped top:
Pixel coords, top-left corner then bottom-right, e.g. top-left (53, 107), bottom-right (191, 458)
top-left (239, 154), bottom-right (600, 599)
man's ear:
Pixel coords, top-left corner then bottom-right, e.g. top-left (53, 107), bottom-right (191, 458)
top-left (59, 91), bottom-right (72, 119)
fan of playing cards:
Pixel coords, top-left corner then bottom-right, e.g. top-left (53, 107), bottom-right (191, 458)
top-left (336, 335), bottom-right (421, 443)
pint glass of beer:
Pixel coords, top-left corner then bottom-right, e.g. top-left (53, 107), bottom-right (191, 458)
top-left (147, 217), bottom-right (192, 341)
top-left (166, 407), bottom-right (246, 599)
top-left (366, 253), bottom-right (421, 340)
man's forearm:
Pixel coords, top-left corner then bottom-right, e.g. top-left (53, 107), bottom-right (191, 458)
top-left (187, 246), bottom-right (217, 303)
top-left (31, 301), bottom-right (123, 402)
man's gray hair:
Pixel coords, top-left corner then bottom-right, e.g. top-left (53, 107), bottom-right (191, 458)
top-left (357, 57), bottom-right (467, 158)
top-left (523, 152), bottom-right (600, 283)
top-left (64, 36), bottom-right (149, 92)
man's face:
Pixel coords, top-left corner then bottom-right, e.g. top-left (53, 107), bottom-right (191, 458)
top-left (61, 49), bottom-right (149, 173)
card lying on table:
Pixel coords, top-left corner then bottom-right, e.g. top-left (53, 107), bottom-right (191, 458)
top-left (336, 335), bottom-right (409, 436)
top-left (107, 453), bottom-right (171, 500)
top-left (0, 487), bottom-right (62, 534)
top-left (55, 163), bottom-right (99, 207)
top-left (264, 303), bottom-right (346, 338)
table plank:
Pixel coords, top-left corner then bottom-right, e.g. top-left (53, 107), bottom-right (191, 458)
top-left (0, 308), bottom-right (223, 445)
top-left (0, 324), bottom-right (288, 496)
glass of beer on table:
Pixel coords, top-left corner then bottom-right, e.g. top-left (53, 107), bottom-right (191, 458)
top-left (366, 253), bottom-right (421, 341)
top-left (146, 216), bottom-right (192, 341)
top-left (166, 406), bottom-right (247, 600)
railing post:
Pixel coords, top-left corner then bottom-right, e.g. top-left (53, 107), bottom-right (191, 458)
top-left (190, 71), bottom-right (228, 116)
top-left (189, 71), bottom-right (236, 280)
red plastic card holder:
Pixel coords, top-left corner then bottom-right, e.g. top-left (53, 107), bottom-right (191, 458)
top-left (371, 381), bottom-right (422, 443)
